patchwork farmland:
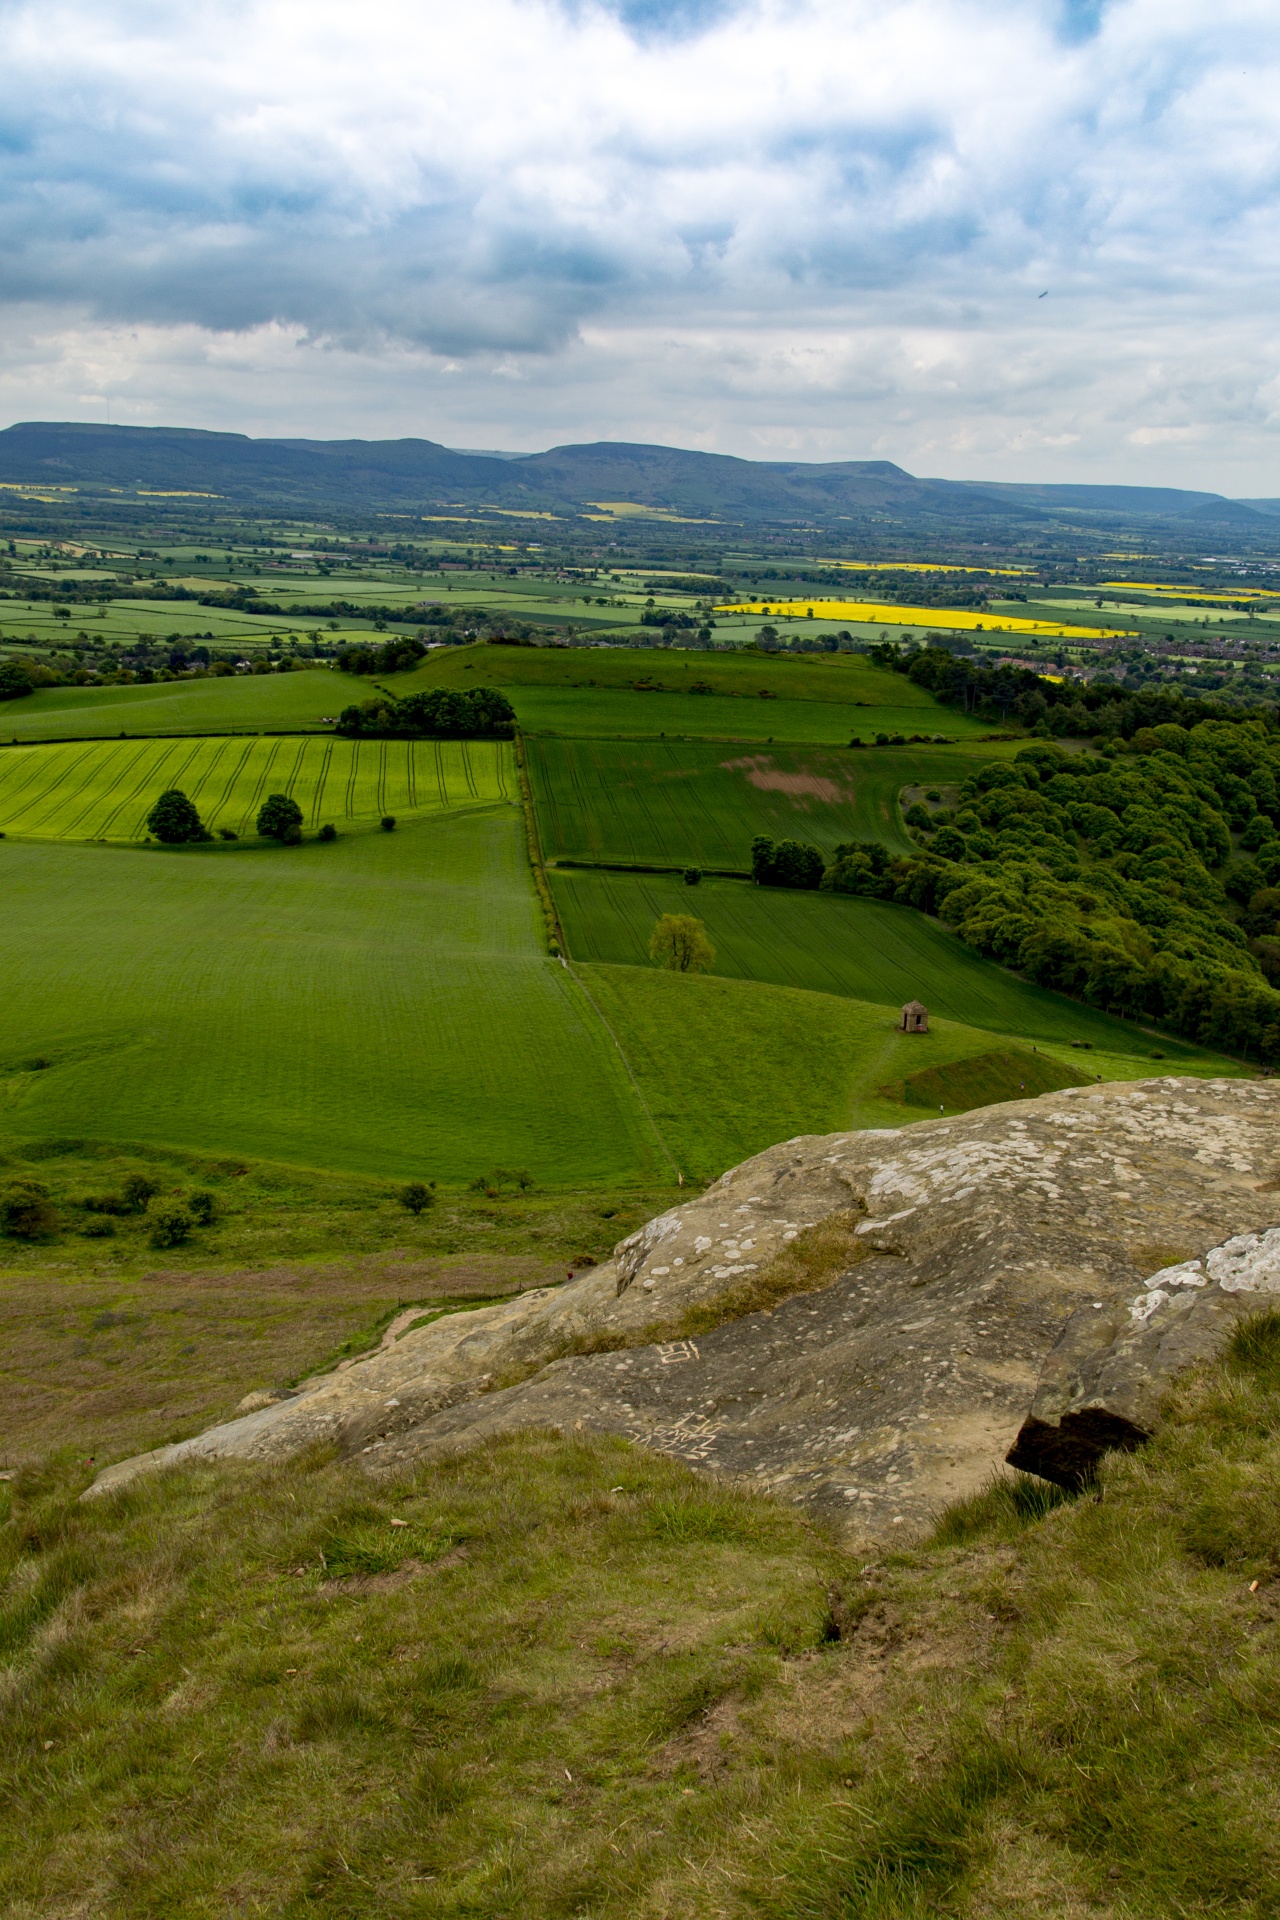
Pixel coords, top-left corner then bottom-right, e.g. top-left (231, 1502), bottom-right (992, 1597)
top-left (0, 635), bottom-right (1242, 1187)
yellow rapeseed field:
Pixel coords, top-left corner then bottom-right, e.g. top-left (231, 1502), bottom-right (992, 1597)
top-left (819, 559), bottom-right (1031, 576)
top-left (714, 598), bottom-right (1136, 639)
top-left (1100, 581), bottom-right (1280, 602)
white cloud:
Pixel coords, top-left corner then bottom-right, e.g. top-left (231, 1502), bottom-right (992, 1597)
top-left (0, 0), bottom-right (1279, 486)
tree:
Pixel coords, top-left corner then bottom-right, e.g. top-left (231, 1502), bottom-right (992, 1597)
top-left (932, 825), bottom-right (968, 862)
top-left (121, 1173), bottom-right (160, 1212)
top-left (0, 662), bottom-right (33, 700)
top-left (148, 1202), bottom-right (193, 1248)
top-left (751, 836), bottom-right (824, 889)
top-left (751, 835), bottom-right (776, 885)
top-left (399, 1182), bottom-right (435, 1214)
top-left (146, 789), bottom-right (206, 843)
top-left (0, 1179), bottom-right (57, 1238)
top-left (683, 867), bottom-right (702, 885)
top-left (257, 792), bottom-right (304, 839)
top-left (381, 816), bottom-right (396, 832)
top-left (649, 913), bottom-right (715, 973)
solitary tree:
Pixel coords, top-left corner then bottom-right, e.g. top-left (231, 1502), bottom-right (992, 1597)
top-left (257, 792), bottom-right (304, 840)
top-left (649, 913), bottom-right (715, 974)
top-left (146, 788), bottom-right (206, 843)
top-left (399, 1181), bottom-right (435, 1214)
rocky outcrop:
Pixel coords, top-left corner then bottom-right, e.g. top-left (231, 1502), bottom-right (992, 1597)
top-left (85, 1077), bottom-right (1280, 1541)
top-left (1008, 1227), bottom-right (1280, 1488)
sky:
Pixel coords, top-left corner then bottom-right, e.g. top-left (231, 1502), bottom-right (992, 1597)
top-left (0, 0), bottom-right (1278, 489)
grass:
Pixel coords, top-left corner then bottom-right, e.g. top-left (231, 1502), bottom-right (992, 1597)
top-left (528, 737), bottom-right (987, 867)
top-left (0, 812), bottom-right (665, 1184)
top-left (396, 644), bottom-right (970, 707)
top-left (552, 869), bottom-right (1230, 1062)
top-left (0, 669), bottom-right (346, 740)
top-left (513, 687), bottom-right (977, 744)
top-left (566, 966), bottom-right (1189, 1183)
top-left (0, 1139), bottom-right (672, 1465)
top-left (3, 647), bottom-right (1001, 749)
top-left (0, 735), bottom-right (511, 840)
top-left (388, 645), bottom-right (998, 743)
top-left (7, 1318), bottom-right (1280, 1914)
top-left (880, 1046), bottom-right (1092, 1113)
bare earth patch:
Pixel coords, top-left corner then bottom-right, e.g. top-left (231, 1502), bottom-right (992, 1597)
top-left (720, 754), bottom-right (851, 803)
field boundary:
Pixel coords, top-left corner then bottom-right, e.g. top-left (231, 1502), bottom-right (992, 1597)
top-left (513, 729), bottom-right (566, 954)
top-left (563, 959), bottom-right (683, 1187)
top-left (0, 727), bottom-right (338, 747)
top-left (551, 857), bottom-right (752, 878)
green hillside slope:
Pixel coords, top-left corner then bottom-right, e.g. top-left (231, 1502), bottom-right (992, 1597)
top-left (0, 669), bottom-right (344, 740)
top-left (553, 868), bottom-right (1226, 1062)
top-left (7, 1322), bottom-right (1280, 1915)
top-left (0, 814), bottom-right (661, 1183)
top-left (575, 967), bottom-right (1073, 1178)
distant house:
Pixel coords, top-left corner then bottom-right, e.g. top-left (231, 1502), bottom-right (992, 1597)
top-left (900, 1000), bottom-right (929, 1033)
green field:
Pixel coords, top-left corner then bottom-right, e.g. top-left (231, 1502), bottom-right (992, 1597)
top-left (2, 644), bottom-right (996, 749)
top-left (509, 686), bottom-right (973, 743)
top-left (1, 669), bottom-right (344, 740)
top-left (553, 868), bottom-right (1221, 1060)
top-left (574, 967), bottom-right (1055, 1178)
top-left (530, 737), bottom-right (982, 865)
top-left (396, 644), bottom-right (970, 706)
top-left (0, 814), bottom-right (663, 1183)
top-left (0, 736), bottom-right (511, 839)
top-left (390, 644), bottom-right (994, 743)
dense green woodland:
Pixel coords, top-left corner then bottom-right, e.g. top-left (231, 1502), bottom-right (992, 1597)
top-left (823, 719), bottom-right (1280, 1061)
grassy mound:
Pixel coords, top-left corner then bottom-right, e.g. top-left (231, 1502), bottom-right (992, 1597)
top-left (6, 1317), bottom-right (1280, 1915)
top-left (881, 1045), bottom-right (1093, 1114)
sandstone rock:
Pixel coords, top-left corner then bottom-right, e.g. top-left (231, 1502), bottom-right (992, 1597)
top-left (85, 1077), bottom-right (1280, 1541)
top-left (1008, 1226), bottom-right (1280, 1489)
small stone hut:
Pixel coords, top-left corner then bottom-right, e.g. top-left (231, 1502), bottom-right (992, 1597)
top-left (900, 1000), bottom-right (929, 1033)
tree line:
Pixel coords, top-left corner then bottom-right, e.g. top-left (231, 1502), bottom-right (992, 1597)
top-left (335, 686), bottom-right (516, 738)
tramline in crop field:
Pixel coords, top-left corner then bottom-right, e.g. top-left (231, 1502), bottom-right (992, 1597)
top-left (0, 735), bottom-right (512, 840)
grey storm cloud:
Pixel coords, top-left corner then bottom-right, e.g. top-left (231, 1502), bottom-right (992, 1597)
top-left (0, 0), bottom-right (1278, 483)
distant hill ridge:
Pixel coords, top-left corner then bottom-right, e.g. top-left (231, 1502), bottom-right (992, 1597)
top-left (0, 419), bottom-right (1268, 531)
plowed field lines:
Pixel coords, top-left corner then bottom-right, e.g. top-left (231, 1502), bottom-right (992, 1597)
top-left (0, 737), bottom-right (514, 840)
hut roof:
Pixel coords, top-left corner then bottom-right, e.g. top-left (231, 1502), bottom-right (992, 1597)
top-left (902, 999), bottom-right (928, 1014)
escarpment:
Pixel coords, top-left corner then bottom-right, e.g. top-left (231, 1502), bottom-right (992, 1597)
top-left (87, 1077), bottom-right (1280, 1540)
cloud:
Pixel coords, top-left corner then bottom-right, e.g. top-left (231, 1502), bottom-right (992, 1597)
top-left (0, 0), bottom-right (1278, 485)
